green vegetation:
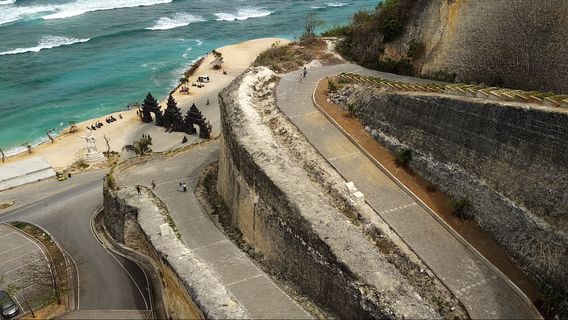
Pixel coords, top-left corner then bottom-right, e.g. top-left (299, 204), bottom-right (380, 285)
top-left (376, 0), bottom-right (414, 42)
top-left (376, 58), bottom-right (414, 76)
top-left (395, 148), bottom-right (412, 167)
top-left (328, 79), bottom-right (338, 93)
top-left (321, 24), bottom-right (353, 37)
top-left (450, 198), bottom-right (473, 219)
top-left (408, 40), bottom-right (425, 60)
top-left (422, 70), bottom-right (457, 82)
top-left (347, 103), bottom-right (356, 116)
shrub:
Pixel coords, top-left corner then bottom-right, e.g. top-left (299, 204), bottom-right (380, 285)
top-left (408, 40), bottom-right (425, 60)
top-left (422, 70), bottom-right (457, 83)
top-left (376, 0), bottom-right (414, 42)
top-left (376, 58), bottom-right (414, 76)
top-left (321, 24), bottom-right (353, 37)
top-left (74, 158), bottom-right (89, 169)
top-left (450, 198), bottom-right (473, 219)
top-left (347, 103), bottom-right (356, 116)
top-left (395, 148), bottom-right (412, 166)
top-left (328, 79), bottom-right (338, 93)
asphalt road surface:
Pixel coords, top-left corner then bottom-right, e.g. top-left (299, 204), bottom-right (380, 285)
top-left (0, 171), bottom-right (150, 311)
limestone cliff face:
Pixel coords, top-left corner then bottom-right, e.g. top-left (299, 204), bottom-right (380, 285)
top-left (355, 0), bottom-right (568, 93)
top-left (349, 85), bottom-right (568, 302)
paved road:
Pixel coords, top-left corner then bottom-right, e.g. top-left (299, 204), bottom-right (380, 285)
top-left (276, 63), bottom-right (541, 319)
top-left (0, 171), bottom-right (150, 312)
top-left (117, 141), bottom-right (313, 319)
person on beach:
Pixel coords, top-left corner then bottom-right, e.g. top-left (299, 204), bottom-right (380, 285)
top-left (182, 183), bottom-right (187, 192)
top-left (151, 180), bottom-right (156, 190)
top-left (179, 183), bottom-right (183, 192)
top-left (136, 185), bottom-right (141, 195)
top-left (303, 66), bottom-right (307, 79)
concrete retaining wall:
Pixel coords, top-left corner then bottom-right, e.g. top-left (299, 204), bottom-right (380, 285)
top-left (0, 157), bottom-right (56, 191)
top-left (103, 181), bottom-right (249, 319)
top-left (350, 86), bottom-right (568, 298)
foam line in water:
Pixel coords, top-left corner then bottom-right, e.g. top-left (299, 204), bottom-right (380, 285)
top-left (0, 0), bottom-right (172, 26)
top-left (147, 13), bottom-right (205, 31)
top-left (326, 2), bottom-right (349, 7)
top-left (42, 0), bottom-right (173, 20)
top-left (0, 36), bottom-right (90, 56)
top-left (214, 7), bottom-right (273, 21)
top-left (0, 0), bottom-right (16, 5)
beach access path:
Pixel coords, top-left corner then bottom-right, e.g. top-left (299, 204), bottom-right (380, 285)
top-left (276, 63), bottom-right (541, 319)
top-left (116, 141), bottom-right (313, 319)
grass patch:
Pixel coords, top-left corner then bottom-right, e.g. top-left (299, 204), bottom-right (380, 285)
top-left (395, 148), bottom-right (412, 167)
top-left (450, 198), bottom-right (472, 219)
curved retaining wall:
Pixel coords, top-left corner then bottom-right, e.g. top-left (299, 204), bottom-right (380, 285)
top-left (350, 87), bottom-right (568, 300)
top-left (103, 166), bottom-right (249, 319)
top-left (217, 67), bottom-right (449, 319)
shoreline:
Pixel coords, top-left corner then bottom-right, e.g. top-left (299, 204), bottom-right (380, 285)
top-left (0, 37), bottom-right (288, 170)
top-left (2, 55), bottom-right (209, 160)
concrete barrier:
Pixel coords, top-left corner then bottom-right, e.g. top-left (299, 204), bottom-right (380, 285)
top-left (0, 157), bottom-right (56, 191)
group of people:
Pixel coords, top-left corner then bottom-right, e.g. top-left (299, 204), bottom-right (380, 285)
top-left (87, 114), bottom-right (122, 131)
top-left (135, 180), bottom-right (189, 196)
top-left (299, 66), bottom-right (308, 82)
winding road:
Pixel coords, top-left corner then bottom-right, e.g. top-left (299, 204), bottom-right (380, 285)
top-left (0, 170), bottom-right (150, 314)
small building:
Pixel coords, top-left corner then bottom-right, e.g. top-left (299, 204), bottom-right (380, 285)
top-left (210, 57), bottom-right (223, 70)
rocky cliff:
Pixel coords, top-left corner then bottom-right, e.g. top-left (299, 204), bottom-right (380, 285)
top-left (346, 0), bottom-right (568, 93)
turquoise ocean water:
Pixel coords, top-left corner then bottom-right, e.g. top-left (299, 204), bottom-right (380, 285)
top-left (0, 0), bottom-right (376, 155)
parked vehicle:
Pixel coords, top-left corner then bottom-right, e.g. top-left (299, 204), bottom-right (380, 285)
top-left (0, 290), bottom-right (18, 318)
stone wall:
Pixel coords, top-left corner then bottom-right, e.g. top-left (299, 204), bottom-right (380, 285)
top-left (349, 86), bottom-right (568, 299)
top-left (217, 67), bottom-right (465, 319)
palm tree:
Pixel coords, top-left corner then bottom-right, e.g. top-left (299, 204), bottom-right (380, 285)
top-left (122, 137), bottom-right (152, 156)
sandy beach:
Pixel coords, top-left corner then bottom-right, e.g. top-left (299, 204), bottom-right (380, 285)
top-left (0, 38), bottom-right (289, 171)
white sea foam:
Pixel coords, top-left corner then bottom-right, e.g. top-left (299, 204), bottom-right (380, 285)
top-left (326, 2), bottom-right (349, 7)
top-left (0, 35), bottom-right (90, 56)
top-left (147, 13), bottom-right (205, 31)
top-left (214, 7), bottom-right (273, 21)
top-left (0, 0), bottom-right (16, 5)
top-left (0, 0), bottom-right (172, 26)
top-left (43, 0), bottom-right (173, 20)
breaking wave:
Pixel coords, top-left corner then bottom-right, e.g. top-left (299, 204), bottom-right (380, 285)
top-left (0, 35), bottom-right (90, 56)
top-left (0, 0), bottom-right (16, 5)
top-left (0, 0), bottom-right (172, 26)
top-left (326, 2), bottom-right (349, 7)
top-left (214, 7), bottom-right (273, 21)
top-left (147, 13), bottom-right (205, 31)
